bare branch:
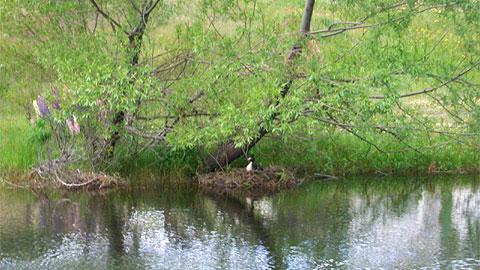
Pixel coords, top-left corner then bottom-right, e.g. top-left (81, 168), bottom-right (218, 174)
top-left (136, 112), bottom-right (215, 121)
top-left (205, 12), bottom-right (224, 39)
top-left (153, 58), bottom-right (189, 74)
top-left (125, 126), bottom-right (169, 141)
top-left (326, 115), bottom-right (389, 153)
top-left (307, 115), bottom-right (479, 137)
top-left (144, 0), bottom-right (162, 17)
top-left (89, 0), bottom-right (128, 34)
top-left (309, 4), bottom-right (447, 38)
top-left (427, 73), bottom-right (480, 88)
top-left (370, 61), bottom-right (480, 99)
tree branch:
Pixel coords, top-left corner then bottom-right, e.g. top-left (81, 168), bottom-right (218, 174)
top-left (89, 0), bottom-right (128, 34)
top-left (309, 4), bottom-right (447, 38)
top-left (307, 115), bottom-right (479, 137)
top-left (370, 61), bottom-right (480, 99)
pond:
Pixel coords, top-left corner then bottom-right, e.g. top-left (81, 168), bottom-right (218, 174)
top-left (1, 176), bottom-right (479, 269)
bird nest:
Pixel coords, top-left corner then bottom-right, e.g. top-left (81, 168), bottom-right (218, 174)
top-left (197, 166), bottom-right (300, 196)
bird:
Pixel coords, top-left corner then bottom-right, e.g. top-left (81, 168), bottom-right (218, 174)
top-left (246, 156), bottom-right (263, 171)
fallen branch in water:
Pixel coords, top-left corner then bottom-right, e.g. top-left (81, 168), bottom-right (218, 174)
top-left (1, 179), bottom-right (33, 189)
top-left (29, 152), bottom-right (122, 191)
top-left (52, 170), bottom-right (121, 191)
top-left (313, 173), bottom-right (338, 180)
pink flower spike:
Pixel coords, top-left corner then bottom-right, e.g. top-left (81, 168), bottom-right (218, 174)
top-left (73, 115), bottom-right (80, 134)
top-left (32, 100), bottom-right (41, 118)
top-left (66, 118), bottom-right (74, 135)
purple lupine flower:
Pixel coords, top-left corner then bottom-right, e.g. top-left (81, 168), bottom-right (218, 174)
top-left (37, 95), bottom-right (50, 117)
top-left (52, 89), bottom-right (61, 110)
top-left (25, 101), bottom-right (31, 120)
top-left (53, 100), bottom-right (61, 110)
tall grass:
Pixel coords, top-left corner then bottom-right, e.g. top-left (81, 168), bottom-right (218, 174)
top-left (0, 115), bottom-right (41, 172)
top-left (252, 131), bottom-right (480, 175)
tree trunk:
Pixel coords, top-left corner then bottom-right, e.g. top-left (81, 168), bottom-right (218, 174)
top-left (205, 0), bottom-right (315, 171)
top-left (104, 3), bottom-right (156, 157)
top-left (107, 30), bottom-right (144, 156)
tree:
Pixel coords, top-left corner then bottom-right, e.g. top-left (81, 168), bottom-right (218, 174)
top-left (1, 0), bottom-right (479, 176)
top-left (204, 0), bottom-right (316, 170)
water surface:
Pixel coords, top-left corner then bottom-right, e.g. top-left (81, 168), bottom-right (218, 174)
top-left (1, 176), bottom-right (479, 269)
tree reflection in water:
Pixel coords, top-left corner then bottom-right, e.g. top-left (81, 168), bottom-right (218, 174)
top-left (0, 176), bottom-right (479, 269)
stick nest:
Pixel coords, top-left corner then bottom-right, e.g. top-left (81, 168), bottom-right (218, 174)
top-left (198, 166), bottom-right (300, 196)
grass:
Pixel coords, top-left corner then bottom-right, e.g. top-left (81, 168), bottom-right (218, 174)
top-left (0, 114), bottom-right (41, 172)
top-left (0, 35), bottom-right (57, 175)
top-left (251, 131), bottom-right (480, 176)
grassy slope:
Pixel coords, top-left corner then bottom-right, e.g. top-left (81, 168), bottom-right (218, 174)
top-left (0, 40), bottom-right (57, 172)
